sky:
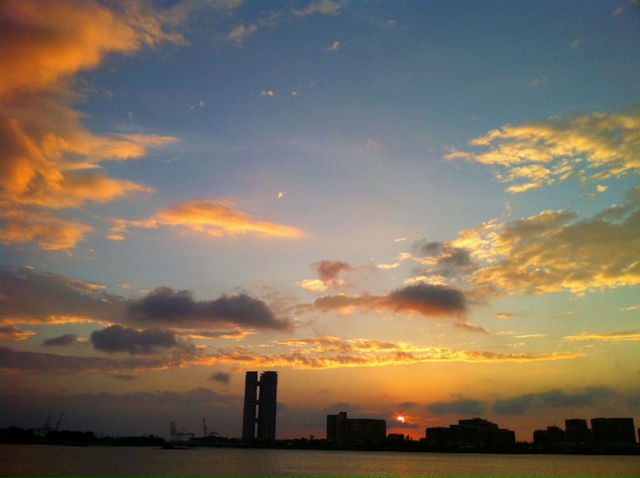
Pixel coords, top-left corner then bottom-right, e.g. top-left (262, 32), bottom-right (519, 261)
top-left (1, 0), bottom-right (639, 442)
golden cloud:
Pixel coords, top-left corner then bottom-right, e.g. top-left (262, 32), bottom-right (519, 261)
top-left (110, 199), bottom-right (304, 239)
top-left (453, 188), bottom-right (640, 295)
top-left (0, 1), bottom-right (183, 250)
top-left (564, 332), bottom-right (640, 342)
top-left (201, 336), bottom-right (583, 370)
top-left (299, 279), bottom-right (329, 292)
top-left (445, 108), bottom-right (640, 192)
top-left (0, 315), bottom-right (104, 327)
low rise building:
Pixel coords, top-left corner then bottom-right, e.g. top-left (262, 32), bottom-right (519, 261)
top-left (327, 411), bottom-right (386, 445)
top-left (426, 418), bottom-right (516, 449)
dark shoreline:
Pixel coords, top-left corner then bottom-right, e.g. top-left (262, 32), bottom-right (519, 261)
top-left (2, 426), bottom-right (638, 455)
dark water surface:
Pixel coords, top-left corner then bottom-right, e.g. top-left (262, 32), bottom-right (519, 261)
top-left (1, 445), bottom-right (639, 477)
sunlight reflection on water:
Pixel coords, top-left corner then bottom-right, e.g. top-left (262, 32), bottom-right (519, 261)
top-left (1, 445), bottom-right (639, 477)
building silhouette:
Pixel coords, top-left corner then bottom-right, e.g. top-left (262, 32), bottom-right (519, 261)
top-left (533, 425), bottom-right (566, 447)
top-left (565, 418), bottom-right (592, 444)
top-left (327, 411), bottom-right (386, 445)
top-left (591, 417), bottom-right (636, 445)
top-left (426, 418), bottom-right (516, 449)
top-left (532, 417), bottom-right (636, 448)
top-left (242, 371), bottom-right (278, 442)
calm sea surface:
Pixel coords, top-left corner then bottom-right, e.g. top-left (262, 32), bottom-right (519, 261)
top-left (1, 445), bottom-right (639, 477)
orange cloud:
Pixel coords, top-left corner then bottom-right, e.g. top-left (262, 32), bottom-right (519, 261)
top-left (202, 337), bottom-right (583, 370)
top-left (111, 199), bottom-right (304, 239)
top-left (0, 209), bottom-right (93, 250)
top-left (0, 1), bottom-right (183, 250)
top-left (0, 1), bottom-right (183, 96)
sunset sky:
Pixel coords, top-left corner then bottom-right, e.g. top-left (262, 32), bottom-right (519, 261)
top-left (1, 0), bottom-right (640, 442)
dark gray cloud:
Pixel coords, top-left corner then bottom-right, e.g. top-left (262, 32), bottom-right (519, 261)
top-left (42, 334), bottom-right (78, 347)
top-left (492, 387), bottom-right (618, 415)
top-left (0, 269), bottom-right (292, 334)
top-left (428, 399), bottom-right (485, 416)
top-left (0, 346), bottom-right (170, 372)
top-left (209, 371), bottom-right (231, 384)
top-left (411, 240), bottom-right (476, 277)
top-left (90, 325), bottom-right (178, 355)
top-left (127, 287), bottom-right (292, 331)
top-left (0, 268), bottom-right (123, 325)
top-left (385, 283), bottom-right (467, 317)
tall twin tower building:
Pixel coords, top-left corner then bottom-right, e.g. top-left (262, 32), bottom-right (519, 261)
top-left (242, 371), bottom-right (278, 442)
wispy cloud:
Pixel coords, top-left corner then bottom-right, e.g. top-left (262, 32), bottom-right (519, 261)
top-left (570, 38), bottom-right (582, 49)
top-left (110, 199), bottom-right (304, 240)
top-left (204, 338), bottom-right (583, 370)
top-left (324, 41), bottom-right (341, 51)
top-left (445, 108), bottom-right (640, 193)
top-left (225, 0), bottom-right (340, 46)
top-left (226, 23), bottom-right (257, 45)
top-left (495, 312), bottom-right (518, 319)
top-left (293, 0), bottom-right (342, 17)
top-left (564, 331), bottom-right (640, 342)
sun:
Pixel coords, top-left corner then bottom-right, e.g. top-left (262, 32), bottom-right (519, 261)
top-left (397, 416), bottom-right (405, 423)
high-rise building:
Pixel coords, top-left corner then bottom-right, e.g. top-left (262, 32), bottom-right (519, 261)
top-left (242, 371), bottom-right (278, 442)
top-left (257, 371), bottom-right (278, 441)
top-left (241, 371), bottom-right (259, 442)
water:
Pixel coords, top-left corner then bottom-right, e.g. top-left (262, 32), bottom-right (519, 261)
top-left (1, 445), bottom-right (639, 477)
